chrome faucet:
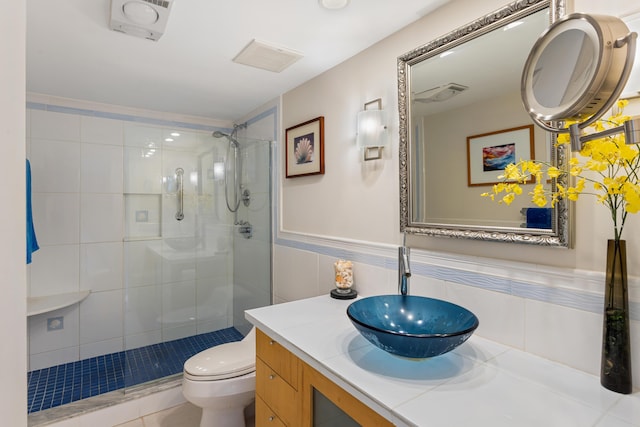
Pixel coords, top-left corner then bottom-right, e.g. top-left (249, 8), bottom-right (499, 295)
top-left (398, 245), bottom-right (411, 295)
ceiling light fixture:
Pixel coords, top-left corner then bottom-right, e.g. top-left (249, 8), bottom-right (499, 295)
top-left (318, 0), bottom-right (350, 10)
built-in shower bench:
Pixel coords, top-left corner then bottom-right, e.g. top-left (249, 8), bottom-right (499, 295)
top-left (27, 290), bottom-right (90, 317)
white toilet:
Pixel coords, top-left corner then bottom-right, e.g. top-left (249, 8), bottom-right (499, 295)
top-left (182, 327), bottom-right (256, 427)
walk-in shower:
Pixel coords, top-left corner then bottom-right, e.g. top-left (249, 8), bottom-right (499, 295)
top-left (26, 120), bottom-right (272, 419)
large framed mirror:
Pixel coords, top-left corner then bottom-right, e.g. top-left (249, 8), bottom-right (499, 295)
top-left (399, 0), bottom-right (571, 246)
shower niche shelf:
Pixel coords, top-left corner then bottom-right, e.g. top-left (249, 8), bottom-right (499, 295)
top-left (27, 290), bottom-right (90, 317)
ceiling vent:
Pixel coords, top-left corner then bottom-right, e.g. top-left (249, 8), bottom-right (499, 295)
top-left (233, 39), bottom-right (304, 73)
top-left (109, 0), bottom-right (174, 41)
top-left (413, 83), bottom-right (469, 103)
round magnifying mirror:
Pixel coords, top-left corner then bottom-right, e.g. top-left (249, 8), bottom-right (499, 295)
top-left (522, 13), bottom-right (635, 126)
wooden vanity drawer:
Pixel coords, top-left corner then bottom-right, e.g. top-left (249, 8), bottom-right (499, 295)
top-left (256, 357), bottom-right (298, 426)
top-left (256, 395), bottom-right (286, 427)
top-left (256, 329), bottom-right (298, 388)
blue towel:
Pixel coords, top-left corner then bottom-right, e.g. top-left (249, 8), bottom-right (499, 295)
top-left (26, 159), bottom-right (39, 264)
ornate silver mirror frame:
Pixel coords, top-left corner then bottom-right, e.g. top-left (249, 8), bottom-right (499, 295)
top-left (398, 0), bottom-right (571, 246)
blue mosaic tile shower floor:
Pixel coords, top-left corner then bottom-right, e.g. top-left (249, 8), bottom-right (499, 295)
top-left (27, 327), bottom-right (244, 414)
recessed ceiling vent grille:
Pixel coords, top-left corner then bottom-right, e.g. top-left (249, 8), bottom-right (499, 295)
top-left (233, 39), bottom-right (304, 73)
top-left (141, 0), bottom-right (170, 8)
top-left (413, 83), bottom-right (469, 103)
top-left (109, 0), bottom-right (174, 41)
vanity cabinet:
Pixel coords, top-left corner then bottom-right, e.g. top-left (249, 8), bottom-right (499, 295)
top-left (255, 329), bottom-right (393, 427)
top-left (256, 329), bottom-right (300, 426)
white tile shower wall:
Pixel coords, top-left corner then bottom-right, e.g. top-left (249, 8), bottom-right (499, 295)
top-left (272, 239), bottom-right (640, 389)
top-left (27, 103), bottom-right (236, 370)
top-left (80, 242), bottom-right (123, 293)
top-left (30, 244), bottom-right (79, 297)
top-left (28, 110), bottom-right (128, 368)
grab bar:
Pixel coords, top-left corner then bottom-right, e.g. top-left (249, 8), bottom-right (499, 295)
top-left (175, 168), bottom-right (184, 221)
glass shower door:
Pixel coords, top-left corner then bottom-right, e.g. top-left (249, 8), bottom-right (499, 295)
top-left (122, 123), bottom-right (271, 389)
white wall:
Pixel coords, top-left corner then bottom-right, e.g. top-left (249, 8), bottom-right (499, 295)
top-left (275, 0), bottom-right (640, 389)
top-left (0, 1), bottom-right (27, 425)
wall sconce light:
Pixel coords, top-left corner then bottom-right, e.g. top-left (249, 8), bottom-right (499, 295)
top-left (357, 98), bottom-right (389, 161)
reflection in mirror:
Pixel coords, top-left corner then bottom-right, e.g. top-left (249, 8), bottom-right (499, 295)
top-left (399, 0), bottom-right (571, 246)
top-left (533, 29), bottom-right (595, 110)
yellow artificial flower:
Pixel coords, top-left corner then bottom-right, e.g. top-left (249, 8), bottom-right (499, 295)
top-left (531, 184), bottom-right (547, 207)
top-left (481, 101), bottom-right (640, 241)
top-left (624, 182), bottom-right (640, 213)
top-left (502, 193), bottom-right (515, 205)
top-left (547, 166), bottom-right (561, 178)
top-left (566, 178), bottom-right (585, 201)
top-left (502, 163), bottom-right (524, 181)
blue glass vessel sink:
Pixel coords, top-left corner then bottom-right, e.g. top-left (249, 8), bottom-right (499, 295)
top-left (347, 295), bottom-right (479, 359)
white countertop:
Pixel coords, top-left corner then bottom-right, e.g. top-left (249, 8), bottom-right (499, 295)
top-left (246, 295), bottom-right (640, 427)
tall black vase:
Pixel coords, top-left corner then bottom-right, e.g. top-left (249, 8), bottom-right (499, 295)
top-left (601, 239), bottom-right (632, 394)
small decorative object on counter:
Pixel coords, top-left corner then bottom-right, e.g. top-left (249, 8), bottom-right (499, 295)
top-left (331, 259), bottom-right (357, 300)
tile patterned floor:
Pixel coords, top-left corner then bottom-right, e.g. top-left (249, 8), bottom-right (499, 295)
top-left (114, 402), bottom-right (255, 427)
top-left (27, 327), bottom-right (243, 414)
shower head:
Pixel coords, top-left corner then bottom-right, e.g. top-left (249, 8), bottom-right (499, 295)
top-left (212, 130), bottom-right (240, 148)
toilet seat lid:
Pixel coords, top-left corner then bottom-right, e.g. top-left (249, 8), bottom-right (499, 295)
top-left (184, 341), bottom-right (256, 381)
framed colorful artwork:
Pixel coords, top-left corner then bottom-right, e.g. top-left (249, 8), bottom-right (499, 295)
top-left (285, 117), bottom-right (325, 178)
top-left (466, 124), bottom-right (534, 186)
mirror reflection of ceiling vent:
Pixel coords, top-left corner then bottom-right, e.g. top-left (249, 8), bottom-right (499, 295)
top-left (233, 39), bottom-right (304, 73)
top-left (413, 83), bottom-right (469, 103)
top-left (109, 0), bottom-right (174, 41)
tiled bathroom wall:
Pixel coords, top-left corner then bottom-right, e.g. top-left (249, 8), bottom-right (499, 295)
top-left (26, 105), bottom-right (237, 371)
top-left (27, 109), bottom-right (125, 369)
top-left (272, 235), bottom-right (640, 389)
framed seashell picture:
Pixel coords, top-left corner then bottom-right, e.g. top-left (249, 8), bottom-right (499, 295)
top-left (285, 116), bottom-right (325, 178)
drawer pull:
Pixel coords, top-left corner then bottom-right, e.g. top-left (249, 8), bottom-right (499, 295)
top-left (269, 340), bottom-right (275, 345)
top-left (269, 374), bottom-right (276, 380)
top-left (269, 416), bottom-right (275, 422)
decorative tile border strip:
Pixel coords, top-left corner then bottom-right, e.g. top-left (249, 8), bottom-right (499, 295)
top-left (275, 232), bottom-right (639, 321)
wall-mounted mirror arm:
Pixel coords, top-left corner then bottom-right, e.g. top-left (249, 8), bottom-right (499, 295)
top-left (570, 117), bottom-right (640, 151)
top-left (567, 31), bottom-right (638, 151)
top-left (576, 32), bottom-right (637, 128)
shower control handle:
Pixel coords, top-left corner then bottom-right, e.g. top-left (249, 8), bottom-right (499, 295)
top-left (175, 168), bottom-right (184, 221)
